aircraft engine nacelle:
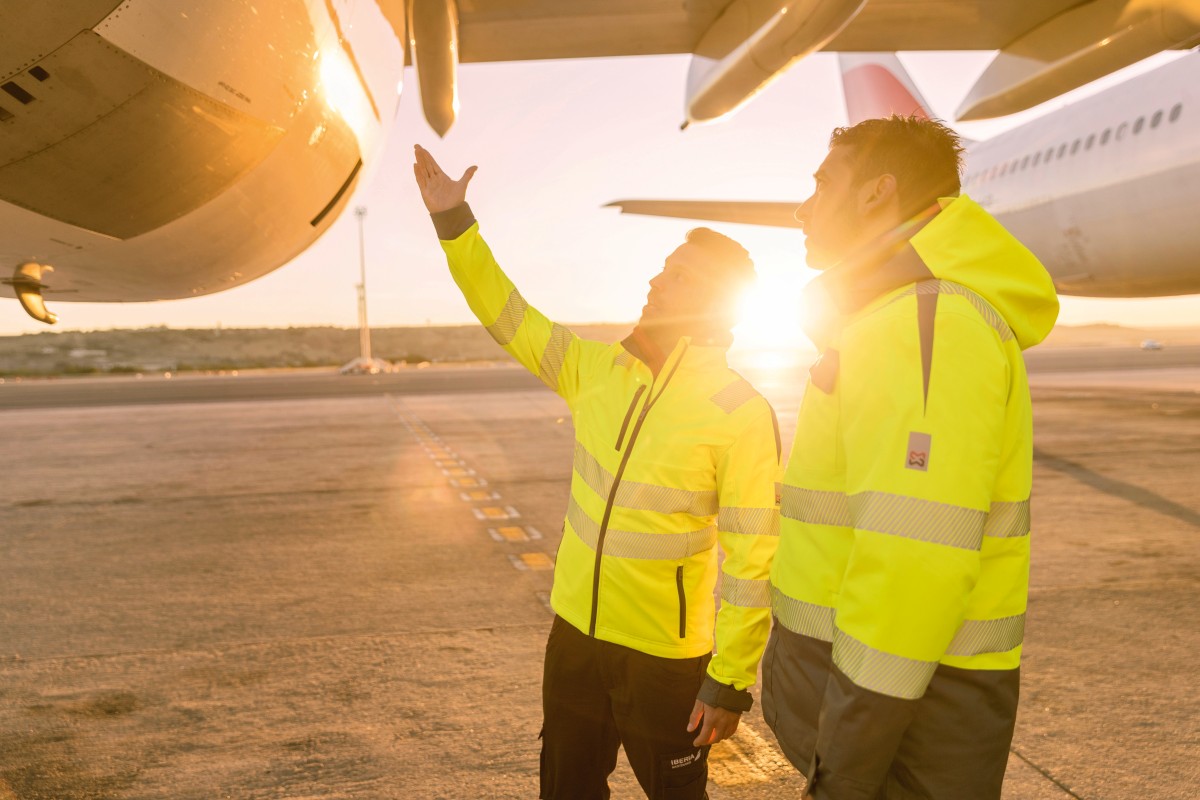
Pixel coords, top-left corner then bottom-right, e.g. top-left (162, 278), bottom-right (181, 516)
top-left (684, 0), bottom-right (867, 126)
top-left (957, 0), bottom-right (1200, 120)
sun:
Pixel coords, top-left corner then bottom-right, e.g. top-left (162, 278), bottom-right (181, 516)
top-left (731, 267), bottom-right (812, 352)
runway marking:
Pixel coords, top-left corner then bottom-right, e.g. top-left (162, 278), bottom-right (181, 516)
top-left (462, 490), bottom-right (501, 502)
top-left (490, 526), bottom-right (529, 542)
top-left (451, 477), bottom-right (486, 488)
top-left (444, 467), bottom-right (475, 477)
top-left (510, 552), bottom-right (554, 571)
top-left (489, 525), bottom-right (543, 542)
top-left (436, 459), bottom-right (466, 468)
top-left (473, 506), bottom-right (520, 521)
top-left (535, 591), bottom-right (554, 613)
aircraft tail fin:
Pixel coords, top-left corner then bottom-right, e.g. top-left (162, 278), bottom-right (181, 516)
top-left (837, 53), bottom-right (934, 124)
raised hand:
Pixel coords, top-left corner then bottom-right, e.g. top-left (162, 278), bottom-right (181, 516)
top-left (413, 144), bottom-right (478, 214)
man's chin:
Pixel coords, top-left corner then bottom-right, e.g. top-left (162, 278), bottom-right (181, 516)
top-left (804, 249), bottom-right (835, 271)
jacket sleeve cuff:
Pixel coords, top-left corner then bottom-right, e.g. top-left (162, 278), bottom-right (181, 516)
top-left (431, 203), bottom-right (476, 240)
top-left (697, 675), bottom-right (753, 713)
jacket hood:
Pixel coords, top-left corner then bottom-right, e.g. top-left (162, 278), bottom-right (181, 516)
top-left (802, 195), bottom-right (1059, 351)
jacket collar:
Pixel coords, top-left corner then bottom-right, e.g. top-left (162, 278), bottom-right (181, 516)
top-left (620, 329), bottom-right (727, 377)
top-left (801, 202), bottom-right (941, 350)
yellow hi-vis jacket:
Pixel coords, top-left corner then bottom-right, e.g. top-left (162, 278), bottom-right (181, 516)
top-left (769, 195), bottom-right (1059, 793)
top-left (434, 207), bottom-right (781, 705)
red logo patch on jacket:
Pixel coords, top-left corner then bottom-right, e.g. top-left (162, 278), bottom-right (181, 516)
top-left (907, 432), bottom-right (931, 471)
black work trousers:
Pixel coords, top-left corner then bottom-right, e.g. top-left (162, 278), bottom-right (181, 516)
top-left (539, 615), bottom-right (711, 800)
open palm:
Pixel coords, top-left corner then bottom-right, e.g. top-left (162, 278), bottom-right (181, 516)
top-left (413, 144), bottom-right (477, 214)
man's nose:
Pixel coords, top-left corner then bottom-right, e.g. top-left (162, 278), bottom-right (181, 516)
top-left (794, 197), bottom-right (812, 230)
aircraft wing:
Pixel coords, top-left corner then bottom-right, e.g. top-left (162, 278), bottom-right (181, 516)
top-left (605, 200), bottom-right (802, 229)
top-left (454, 1), bottom-right (1072, 63)
top-left (436, 0), bottom-right (1200, 123)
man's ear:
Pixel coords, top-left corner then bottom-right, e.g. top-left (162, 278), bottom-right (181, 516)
top-left (857, 174), bottom-right (898, 215)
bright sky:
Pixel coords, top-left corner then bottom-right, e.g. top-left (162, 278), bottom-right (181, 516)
top-left (4, 50), bottom-right (1197, 342)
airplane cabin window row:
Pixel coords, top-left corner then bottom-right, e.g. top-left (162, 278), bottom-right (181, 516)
top-left (966, 102), bottom-right (1184, 188)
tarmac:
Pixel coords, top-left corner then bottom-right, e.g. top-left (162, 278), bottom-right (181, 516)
top-left (0, 349), bottom-right (1197, 799)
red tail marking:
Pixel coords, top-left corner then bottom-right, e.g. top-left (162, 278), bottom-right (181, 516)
top-left (842, 64), bottom-right (929, 123)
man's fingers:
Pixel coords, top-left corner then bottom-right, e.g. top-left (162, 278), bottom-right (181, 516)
top-left (460, 165), bottom-right (478, 185)
top-left (692, 718), bottom-right (716, 747)
top-left (413, 162), bottom-right (426, 189)
top-left (686, 700), bottom-right (704, 732)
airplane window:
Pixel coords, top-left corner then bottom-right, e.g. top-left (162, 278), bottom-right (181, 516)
top-left (1101, 128), bottom-right (1111, 145)
top-left (1133, 116), bottom-right (1145, 134)
top-left (1010, 159), bottom-right (1019, 173)
top-left (1057, 143), bottom-right (1067, 158)
top-left (1115, 122), bottom-right (1128, 140)
top-left (1151, 110), bottom-right (1163, 128)
top-left (1033, 152), bottom-right (1042, 166)
top-left (1021, 155), bottom-right (1030, 169)
top-left (1071, 139), bottom-right (1081, 154)
top-left (1169, 103), bottom-right (1182, 123)
top-left (1086, 133), bottom-right (1096, 149)
top-left (1044, 147), bottom-right (1054, 162)
top-left (1000, 162), bottom-right (1008, 176)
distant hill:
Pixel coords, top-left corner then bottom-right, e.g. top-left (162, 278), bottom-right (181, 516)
top-left (0, 324), bottom-right (634, 376)
top-left (1039, 323), bottom-right (1200, 348)
top-left (3, 321), bottom-right (1198, 376)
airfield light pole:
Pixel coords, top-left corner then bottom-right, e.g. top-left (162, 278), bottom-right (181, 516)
top-left (354, 206), bottom-right (372, 362)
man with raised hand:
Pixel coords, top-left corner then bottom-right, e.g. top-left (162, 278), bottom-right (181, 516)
top-left (764, 116), bottom-right (1060, 799)
top-left (413, 145), bottom-right (781, 800)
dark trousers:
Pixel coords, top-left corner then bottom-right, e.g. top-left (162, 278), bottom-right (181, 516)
top-left (539, 616), bottom-right (712, 800)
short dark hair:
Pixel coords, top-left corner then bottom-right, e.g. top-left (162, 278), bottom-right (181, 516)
top-left (828, 115), bottom-right (964, 216)
top-left (684, 227), bottom-right (755, 287)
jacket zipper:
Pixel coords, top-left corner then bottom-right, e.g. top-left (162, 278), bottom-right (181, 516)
top-left (587, 344), bottom-right (688, 637)
top-left (614, 385), bottom-right (647, 451)
top-left (676, 565), bottom-right (686, 639)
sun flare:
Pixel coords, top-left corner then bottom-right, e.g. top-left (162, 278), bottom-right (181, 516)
top-left (732, 268), bottom-right (811, 352)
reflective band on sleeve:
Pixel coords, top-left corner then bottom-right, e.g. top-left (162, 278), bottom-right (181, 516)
top-left (721, 574), bottom-right (772, 608)
top-left (945, 613), bottom-right (1025, 656)
top-left (486, 289), bottom-right (528, 346)
top-left (780, 486), bottom-right (851, 526)
top-left (567, 497), bottom-right (718, 560)
top-left (538, 324), bottom-right (573, 390)
top-left (710, 378), bottom-right (760, 414)
top-left (574, 443), bottom-right (718, 516)
top-left (833, 627), bottom-right (938, 700)
top-left (984, 499), bottom-right (1031, 538)
top-left (849, 491), bottom-right (986, 551)
top-left (770, 585), bottom-right (835, 642)
top-left (614, 350), bottom-right (634, 368)
top-left (718, 506), bottom-right (779, 537)
top-left (888, 281), bottom-right (1015, 343)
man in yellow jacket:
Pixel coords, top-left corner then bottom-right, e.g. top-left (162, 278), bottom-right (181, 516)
top-left (413, 145), bottom-right (781, 800)
top-left (764, 117), bottom-right (1060, 799)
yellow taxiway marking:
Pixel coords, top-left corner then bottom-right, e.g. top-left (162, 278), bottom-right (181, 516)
top-left (467, 490), bottom-right (497, 501)
top-left (446, 467), bottom-right (472, 477)
top-left (476, 506), bottom-right (514, 520)
top-left (518, 553), bottom-right (554, 571)
top-left (496, 526), bottom-right (528, 541)
top-left (453, 477), bottom-right (483, 488)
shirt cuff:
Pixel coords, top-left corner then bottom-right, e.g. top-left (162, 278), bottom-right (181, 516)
top-left (430, 203), bottom-right (476, 240)
top-left (697, 675), bottom-right (753, 713)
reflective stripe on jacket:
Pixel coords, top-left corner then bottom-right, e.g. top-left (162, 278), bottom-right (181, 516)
top-left (770, 194), bottom-right (1059, 793)
top-left (440, 219), bottom-right (781, 694)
